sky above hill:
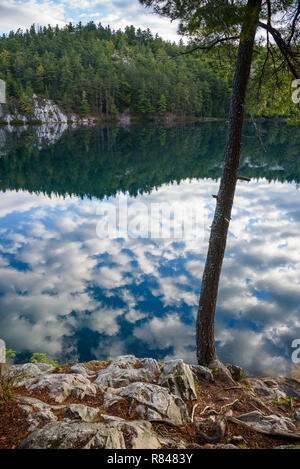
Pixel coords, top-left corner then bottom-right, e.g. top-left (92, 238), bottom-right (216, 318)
top-left (0, 0), bottom-right (180, 41)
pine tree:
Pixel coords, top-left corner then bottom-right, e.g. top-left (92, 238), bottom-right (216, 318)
top-left (157, 94), bottom-right (167, 116)
top-left (80, 91), bottom-right (90, 117)
top-left (139, 0), bottom-right (300, 367)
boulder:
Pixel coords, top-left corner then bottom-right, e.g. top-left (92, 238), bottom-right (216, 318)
top-left (70, 364), bottom-right (96, 378)
top-left (294, 408), bottom-right (300, 421)
top-left (82, 423), bottom-right (126, 449)
top-left (120, 382), bottom-right (189, 425)
top-left (105, 355), bottom-right (140, 369)
top-left (16, 397), bottom-right (60, 432)
top-left (21, 418), bottom-right (162, 449)
top-left (17, 396), bottom-right (54, 413)
top-left (225, 364), bottom-right (243, 381)
top-left (248, 378), bottom-right (287, 401)
top-left (94, 367), bottom-right (156, 389)
top-left (136, 404), bottom-right (164, 420)
top-left (102, 387), bottom-right (124, 408)
top-left (23, 373), bottom-right (97, 403)
top-left (21, 421), bottom-right (119, 449)
top-left (237, 410), bottom-right (295, 432)
top-left (84, 419), bottom-right (162, 450)
top-left (140, 358), bottom-right (160, 373)
top-left (122, 420), bottom-right (162, 449)
top-left (158, 359), bottom-right (197, 401)
top-left (3, 363), bottom-right (55, 387)
top-left (249, 377), bottom-right (300, 403)
top-left (190, 365), bottom-right (213, 382)
top-left (278, 377), bottom-right (300, 399)
top-left (16, 396), bottom-right (65, 412)
top-left (93, 355), bottom-right (156, 389)
top-left (27, 410), bottom-right (58, 432)
top-left (64, 404), bottom-right (100, 422)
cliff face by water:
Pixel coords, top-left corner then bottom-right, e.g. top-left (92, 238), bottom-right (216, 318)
top-left (0, 96), bottom-right (101, 157)
top-left (0, 95), bottom-right (73, 125)
top-left (1, 355), bottom-right (300, 450)
top-left (0, 95), bottom-right (200, 128)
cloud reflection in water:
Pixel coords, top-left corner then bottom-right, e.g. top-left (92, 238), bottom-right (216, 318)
top-left (0, 176), bottom-right (299, 376)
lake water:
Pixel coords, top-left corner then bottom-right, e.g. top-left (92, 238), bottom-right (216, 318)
top-left (0, 121), bottom-right (299, 376)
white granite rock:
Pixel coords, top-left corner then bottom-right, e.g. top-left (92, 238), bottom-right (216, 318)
top-left (158, 359), bottom-right (197, 401)
top-left (23, 373), bottom-right (97, 403)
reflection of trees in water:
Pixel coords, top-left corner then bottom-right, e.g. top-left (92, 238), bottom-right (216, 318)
top-left (0, 122), bottom-right (299, 199)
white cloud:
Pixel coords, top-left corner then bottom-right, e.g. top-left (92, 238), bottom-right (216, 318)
top-left (0, 0), bottom-right (67, 32)
top-left (0, 0), bottom-right (180, 41)
top-left (0, 176), bottom-right (299, 375)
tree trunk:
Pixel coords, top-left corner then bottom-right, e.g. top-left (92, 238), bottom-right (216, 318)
top-left (196, 0), bottom-right (262, 366)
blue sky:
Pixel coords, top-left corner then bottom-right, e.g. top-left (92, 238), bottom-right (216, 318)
top-left (0, 0), bottom-right (180, 41)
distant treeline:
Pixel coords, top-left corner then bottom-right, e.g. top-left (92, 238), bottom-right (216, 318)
top-left (0, 122), bottom-right (299, 199)
top-left (0, 22), bottom-right (233, 119)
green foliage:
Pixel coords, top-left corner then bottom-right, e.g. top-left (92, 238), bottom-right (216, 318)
top-left (1, 19), bottom-right (297, 120)
top-left (29, 352), bottom-right (59, 368)
top-left (247, 47), bottom-right (300, 120)
top-left (18, 91), bottom-right (34, 115)
top-left (210, 367), bottom-right (219, 380)
top-left (0, 381), bottom-right (15, 404)
top-left (5, 349), bottom-right (16, 360)
top-left (80, 91), bottom-right (90, 117)
top-left (272, 396), bottom-right (300, 407)
top-left (157, 94), bottom-right (167, 116)
top-left (139, 1), bottom-right (300, 121)
top-left (241, 383), bottom-right (252, 392)
top-left (0, 22), bottom-right (231, 118)
top-left (237, 442), bottom-right (248, 449)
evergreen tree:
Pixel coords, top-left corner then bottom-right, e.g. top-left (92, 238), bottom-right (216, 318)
top-left (80, 90), bottom-right (89, 117)
top-left (139, 0), bottom-right (300, 367)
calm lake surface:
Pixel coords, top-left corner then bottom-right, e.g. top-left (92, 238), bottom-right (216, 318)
top-left (0, 121), bottom-right (299, 376)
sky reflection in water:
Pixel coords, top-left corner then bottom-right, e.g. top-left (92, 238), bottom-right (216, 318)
top-left (0, 123), bottom-right (299, 376)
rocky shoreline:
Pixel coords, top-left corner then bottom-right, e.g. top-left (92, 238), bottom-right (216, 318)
top-left (1, 355), bottom-right (300, 449)
top-left (0, 96), bottom-right (219, 127)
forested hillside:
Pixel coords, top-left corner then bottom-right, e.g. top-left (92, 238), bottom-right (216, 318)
top-left (0, 22), bottom-right (233, 119)
top-left (0, 22), bottom-right (298, 121)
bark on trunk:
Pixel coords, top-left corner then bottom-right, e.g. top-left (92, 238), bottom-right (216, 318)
top-left (196, 0), bottom-right (262, 366)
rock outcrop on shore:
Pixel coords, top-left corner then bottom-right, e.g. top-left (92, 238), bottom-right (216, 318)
top-left (0, 96), bottom-right (71, 125)
top-left (1, 355), bottom-right (300, 449)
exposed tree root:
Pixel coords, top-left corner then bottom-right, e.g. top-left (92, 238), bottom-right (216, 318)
top-left (149, 419), bottom-right (184, 428)
top-left (191, 403), bottom-right (199, 423)
top-left (199, 399), bottom-right (239, 416)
